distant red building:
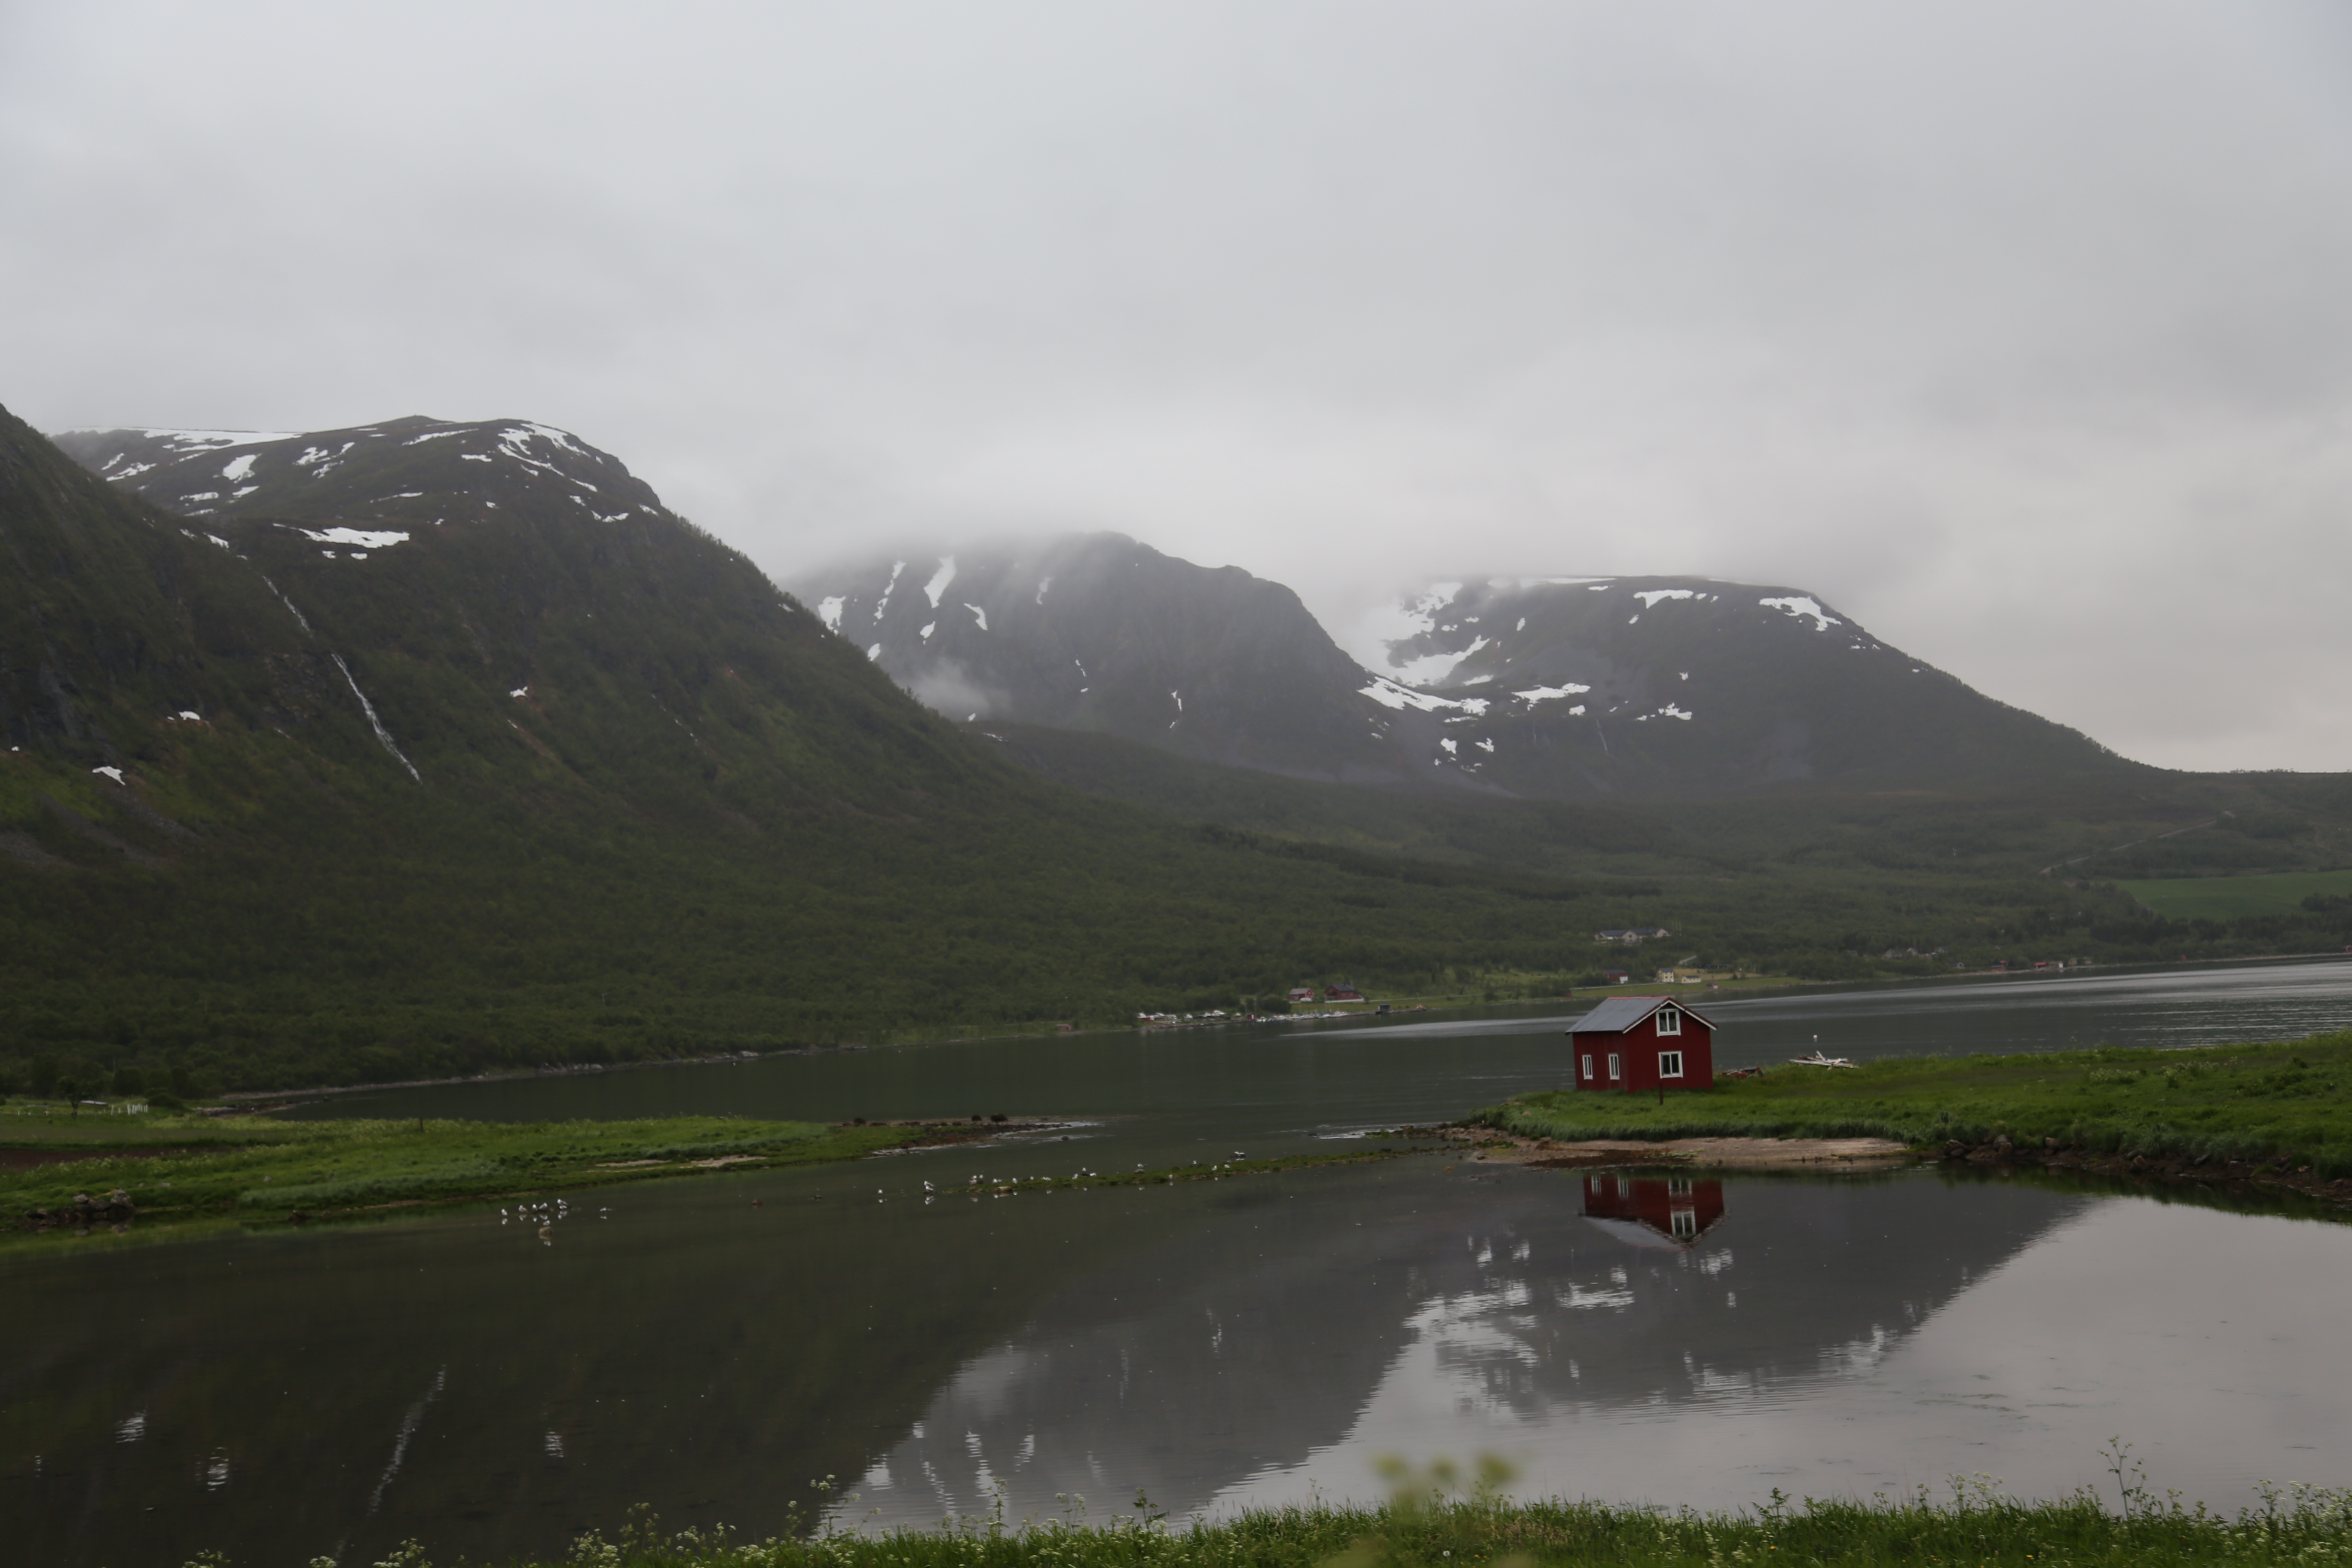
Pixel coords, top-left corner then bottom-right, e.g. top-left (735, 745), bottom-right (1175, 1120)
top-left (1581, 1174), bottom-right (1727, 1247)
top-left (1565, 995), bottom-right (1716, 1092)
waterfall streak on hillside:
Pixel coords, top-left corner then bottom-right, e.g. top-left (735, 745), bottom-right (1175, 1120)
top-left (257, 573), bottom-right (312, 634)
top-left (333, 653), bottom-right (422, 783)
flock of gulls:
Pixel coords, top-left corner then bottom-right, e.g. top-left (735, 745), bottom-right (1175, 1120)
top-left (492, 1142), bottom-right (1261, 1234)
top-left (499, 1196), bottom-right (612, 1243)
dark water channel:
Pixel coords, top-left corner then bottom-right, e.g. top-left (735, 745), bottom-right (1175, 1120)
top-left (8, 961), bottom-right (2352, 1567)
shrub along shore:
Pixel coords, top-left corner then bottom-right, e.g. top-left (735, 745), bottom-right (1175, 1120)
top-left (1476, 1028), bottom-right (2352, 1191)
top-left (180, 1480), bottom-right (2352, 1568)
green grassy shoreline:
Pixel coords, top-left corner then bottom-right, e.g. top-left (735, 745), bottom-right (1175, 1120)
top-left (180, 1482), bottom-right (2352, 1567)
top-left (0, 1112), bottom-right (922, 1245)
top-left (1475, 1029), bottom-right (2352, 1182)
top-left (0, 1109), bottom-right (1427, 1249)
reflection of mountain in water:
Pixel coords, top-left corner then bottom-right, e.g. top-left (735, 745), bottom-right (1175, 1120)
top-left (844, 1168), bottom-right (2087, 1526)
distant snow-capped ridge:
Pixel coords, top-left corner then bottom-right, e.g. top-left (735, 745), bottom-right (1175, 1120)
top-left (793, 539), bottom-right (2124, 796)
top-left (49, 417), bottom-right (669, 530)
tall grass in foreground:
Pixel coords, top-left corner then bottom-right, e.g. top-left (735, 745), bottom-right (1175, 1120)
top-left (201, 1454), bottom-right (2352, 1568)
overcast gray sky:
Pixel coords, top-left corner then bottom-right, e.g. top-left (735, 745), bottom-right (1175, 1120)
top-left (6, 1), bottom-right (2350, 770)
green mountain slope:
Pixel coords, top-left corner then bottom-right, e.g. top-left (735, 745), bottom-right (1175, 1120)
top-left (48, 416), bottom-right (987, 818)
top-left (20, 412), bottom-right (2351, 1099)
top-left (5, 411), bottom-right (1692, 1093)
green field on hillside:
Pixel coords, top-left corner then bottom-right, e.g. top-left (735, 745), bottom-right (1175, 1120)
top-left (2121, 869), bottom-right (2352, 921)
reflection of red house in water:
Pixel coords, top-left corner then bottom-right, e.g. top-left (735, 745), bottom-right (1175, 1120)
top-left (1580, 1174), bottom-right (1727, 1248)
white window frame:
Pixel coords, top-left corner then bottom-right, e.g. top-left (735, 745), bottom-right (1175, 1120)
top-left (1658, 1050), bottom-right (1684, 1079)
top-left (1670, 1207), bottom-right (1698, 1240)
top-left (1655, 1008), bottom-right (1682, 1036)
top-left (1607, 1052), bottom-right (1621, 1081)
top-left (1580, 1053), bottom-right (1594, 1081)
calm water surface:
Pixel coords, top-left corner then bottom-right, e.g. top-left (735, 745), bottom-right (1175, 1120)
top-left (8, 960), bottom-right (2352, 1567)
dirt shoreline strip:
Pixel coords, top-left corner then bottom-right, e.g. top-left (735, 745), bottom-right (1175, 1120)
top-left (1431, 1124), bottom-right (2352, 1209)
top-left (1436, 1127), bottom-right (1914, 1170)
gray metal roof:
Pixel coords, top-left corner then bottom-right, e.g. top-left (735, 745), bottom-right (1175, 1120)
top-left (1567, 995), bottom-right (1715, 1034)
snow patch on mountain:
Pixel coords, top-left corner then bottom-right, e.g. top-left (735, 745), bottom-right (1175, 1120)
top-left (297, 527), bottom-right (410, 550)
top-left (492, 422), bottom-right (596, 482)
top-left (1760, 595), bottom-right (1841, 632)
top-left (133, 428), bottom-right (295, 451)
top-left (873, 561), bottom-right (906, 620)
top-left (1360, 676), bottom-right (1482, 715)
top-left (923, 557), bottom-right (958, 609)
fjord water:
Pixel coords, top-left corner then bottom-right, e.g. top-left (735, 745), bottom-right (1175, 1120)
top-left (8, 961), bottom-right (2352, 1568)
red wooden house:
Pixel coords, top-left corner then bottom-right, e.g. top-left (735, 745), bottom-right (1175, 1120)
top-left (1565, 995), bottom-right (1716, 1092)
top-left (1581, 1174), bottom-right (1727, 1247)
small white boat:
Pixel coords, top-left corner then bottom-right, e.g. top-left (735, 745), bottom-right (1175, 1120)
top-left (1787, 1050), bottom-right (1856, 1069)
